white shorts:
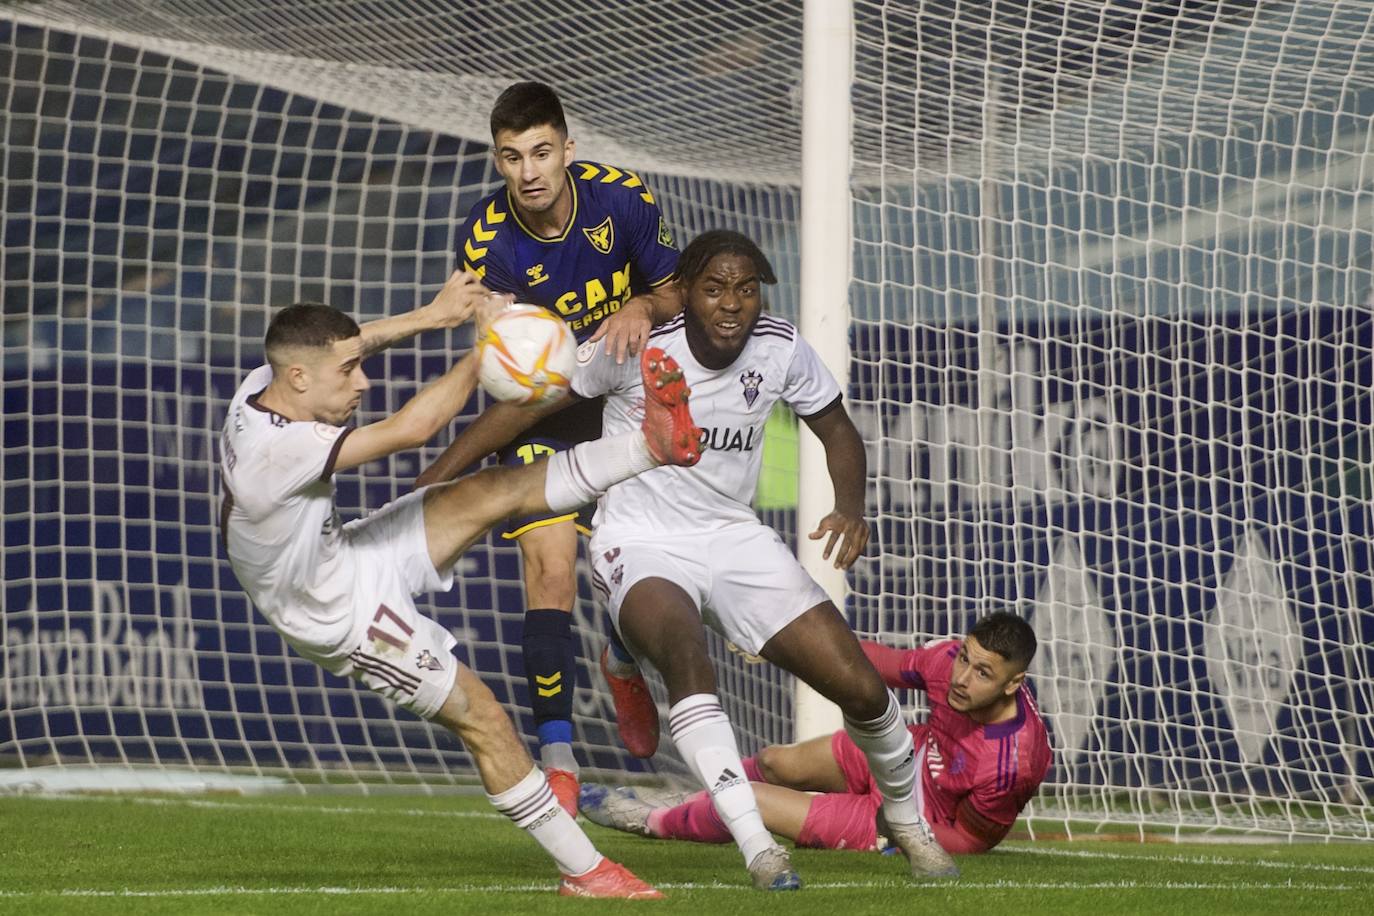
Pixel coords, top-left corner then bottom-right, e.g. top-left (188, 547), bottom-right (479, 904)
top-left (588, 523), bottom-right (831, 657)
top-left (292, 490), bottom-right (459, 720)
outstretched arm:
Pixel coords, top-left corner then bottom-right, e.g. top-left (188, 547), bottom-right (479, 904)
top-left (331, 271), bottom-right (498, 472)
top-left (588, 282), bottom-right (684, 364)
top-left (335, 352), bottom-right (481, 473)
top-left (801, 402), bottom-right (870, 569)
top-left (413, 394), bottom-right (575, 488)
top-left (357, 270), bottom-right (491, 359)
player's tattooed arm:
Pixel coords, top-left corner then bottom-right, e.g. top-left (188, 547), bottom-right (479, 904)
top-left (802, 401), bottom-right (870, 569)
top-left (356, 270), bottom-right (492, 359)
top-left (589, 282), bottom-right (684, 364)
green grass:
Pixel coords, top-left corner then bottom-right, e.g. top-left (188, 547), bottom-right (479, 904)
top-left (1, 793), bottom-right (1370, 914)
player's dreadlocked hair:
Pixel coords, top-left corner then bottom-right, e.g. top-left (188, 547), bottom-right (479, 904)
top-left (968, 611), bottom-right (1038, 672)
top-left (264, 303), bottom-right (361, 366)
top-left (490, 81), bottom-right (568, 139)
top-left (677, 229), bottom-right (778, 288)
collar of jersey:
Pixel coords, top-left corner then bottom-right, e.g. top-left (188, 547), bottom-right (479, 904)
top-left (246, 389), bottom-right (292, 424)
top-left (507, 169), bottom-right (578, 244)
top-left (982, 688), bottom-right (1029, 739)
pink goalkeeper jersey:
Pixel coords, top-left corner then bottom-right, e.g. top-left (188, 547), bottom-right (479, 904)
top-left (899, 639), bottom-right (1051, 830)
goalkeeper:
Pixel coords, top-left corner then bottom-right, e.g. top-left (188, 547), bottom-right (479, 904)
top-left (417, 81), bottom-right (681, 813)
top-left (582, 612), bottom-right (1051, 857)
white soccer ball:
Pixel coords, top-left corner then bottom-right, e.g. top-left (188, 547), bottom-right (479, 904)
top-left (477, 304), bottom-right (577, 406)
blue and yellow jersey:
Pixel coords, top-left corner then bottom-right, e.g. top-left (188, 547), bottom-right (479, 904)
top-left (457, 161), bottom-right (680, 341)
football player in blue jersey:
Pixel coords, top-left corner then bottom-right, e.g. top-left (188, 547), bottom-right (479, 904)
top-left (416, 82), bottom-right (681, 814)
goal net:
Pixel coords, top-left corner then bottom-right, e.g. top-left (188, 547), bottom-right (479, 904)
top-left (3, 1), bottom-right (1371, 839)
top-left (1, 1), bottom-right (803, 792)
top-left (848, 0), bottom-right (1374, 839)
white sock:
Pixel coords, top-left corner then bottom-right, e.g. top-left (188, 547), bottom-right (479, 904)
top-left (544, 431), bottom-right (655, 511)
top-left (843, 691), bottom-right (926, 828)
top-left (668, 694), bottom-right (775, 865)
top-left (487, 766), bottom-right (601, 876)
top-left (540, 742), bottom-right (579, 774)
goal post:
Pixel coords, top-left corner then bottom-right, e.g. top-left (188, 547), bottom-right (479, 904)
top-left (794, 0), bottom-right (852, 741)
top-left (4, 1), bottom-right (1374, 841)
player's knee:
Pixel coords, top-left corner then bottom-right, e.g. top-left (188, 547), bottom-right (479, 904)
top-left (755, 745), bottom-right (791, 786)
top-left (434, 668), bottom-right (503, 737)
top-left (522, 558), bottom-right (577, 606)
top-left (429, 677), bottom-right (472, 728)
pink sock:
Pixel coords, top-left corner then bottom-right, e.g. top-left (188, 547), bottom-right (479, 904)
top-left (646, 790), bottom-right (732, 844)
top-left (741, 756), bottom-right (764, 782)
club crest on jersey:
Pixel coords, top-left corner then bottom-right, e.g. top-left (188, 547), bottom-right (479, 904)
top-left (525, 263), bottom-right (549, 286)
top-left (740, 369), bottom-right (763, 408)
top-left (657, 216), bottom-right (673, 247)
top-left (583, 216), bottom-right (614, 254)
top-left (415, 650), bottom-right (444, 672)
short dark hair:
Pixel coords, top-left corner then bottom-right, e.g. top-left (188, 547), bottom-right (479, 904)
top-left (490, 81), bottom-right (567, 140)
top-left (264, 303), bottom-right (360, 365)
top-left (677, 229), bottom-right (778, 288)
top-left (968, 611), bottom-right (1037, 672)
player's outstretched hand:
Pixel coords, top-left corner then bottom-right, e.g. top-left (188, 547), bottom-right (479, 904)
top-left (428, 269), bottom-right (495, 328)
top-left (589, 298), bottom-right (653, 364)
top-left (474, 289), bottom-right (517, 339)
top-left (808, 510), bottom-right (869, 569)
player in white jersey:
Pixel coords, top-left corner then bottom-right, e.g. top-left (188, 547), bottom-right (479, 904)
top-left (217, 269), bottom-right (704, 900)
top-left (415, 231), bottom-right (960, 890)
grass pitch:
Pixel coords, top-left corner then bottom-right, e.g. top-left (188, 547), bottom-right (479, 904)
top-left (1, 793), bottom-right (1369, 914)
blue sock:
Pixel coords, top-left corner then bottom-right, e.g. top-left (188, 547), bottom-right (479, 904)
top-left (606, 625), bottom-right (637, 668)
top-left (537, 719), bottom-right (574, 747)
top-left (522, 609), bottom-right (576, 754)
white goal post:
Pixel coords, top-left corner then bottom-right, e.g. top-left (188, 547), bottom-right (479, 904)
top-left (3, 1), bottom-right (1372, 841)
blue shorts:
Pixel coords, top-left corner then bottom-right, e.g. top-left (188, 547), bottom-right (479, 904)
top-left (497, 396), bottom-right (602, 540)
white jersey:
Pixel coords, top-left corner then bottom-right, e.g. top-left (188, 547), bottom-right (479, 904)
top-left (571, 314), bottom-right (841, 538)
top-left (218, 365), bottom-right (357, 657)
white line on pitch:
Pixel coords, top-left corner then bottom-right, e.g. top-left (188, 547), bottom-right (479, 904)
top-left (20, 793), bottom-right (505, 819)
top-left (999, 843), bottom-right (1374, 876)
top-left (0, 880), bottom-right (1358, 899)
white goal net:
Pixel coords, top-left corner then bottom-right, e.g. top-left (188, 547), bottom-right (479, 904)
top-left (3, 1), bottom-right (1371, 839)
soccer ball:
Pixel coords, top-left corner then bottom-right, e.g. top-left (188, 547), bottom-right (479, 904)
top-left (477, 304), bottom-right (577, 406)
